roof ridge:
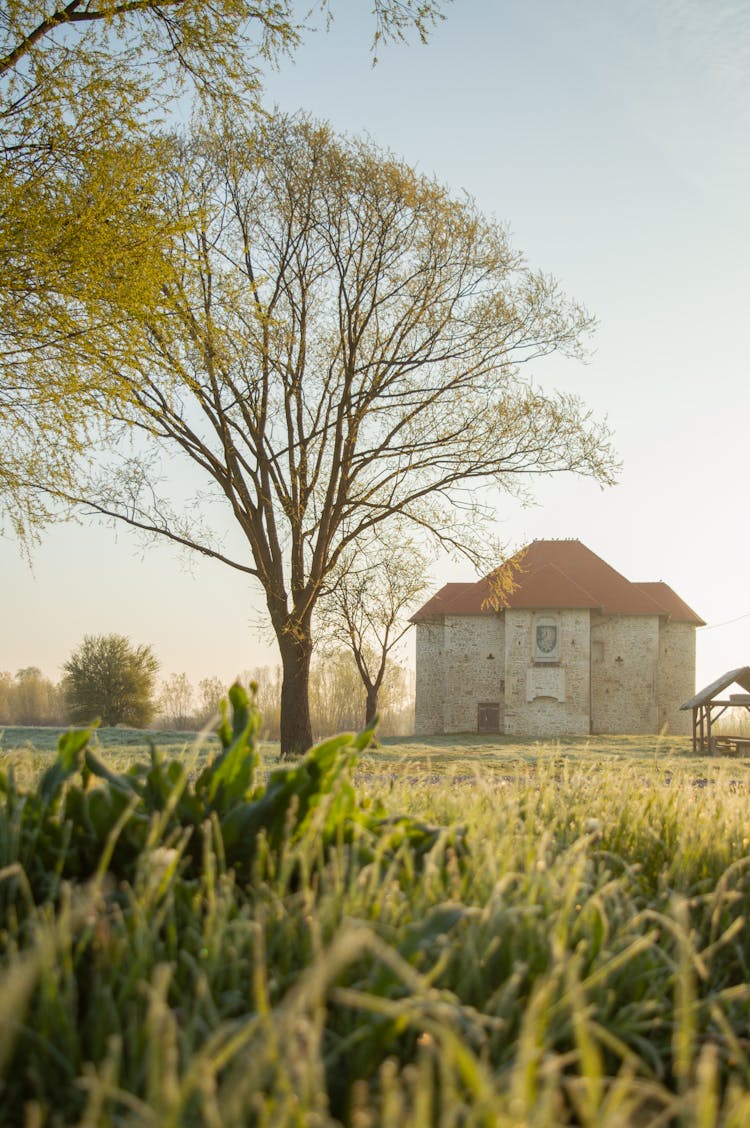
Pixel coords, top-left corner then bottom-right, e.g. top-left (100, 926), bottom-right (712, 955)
top-left (409, 540), bottom-right (703, 622)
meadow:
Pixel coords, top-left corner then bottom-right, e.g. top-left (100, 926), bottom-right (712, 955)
top-left (5, 723), bottom-right (750, 782)
top-left (3, 706), bottom-right (750, 1125)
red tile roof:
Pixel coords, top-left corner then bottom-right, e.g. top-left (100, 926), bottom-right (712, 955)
top-left (633, 582), bottom-right (705, 625)
top-left (411, 540), bottom-right (704, 624)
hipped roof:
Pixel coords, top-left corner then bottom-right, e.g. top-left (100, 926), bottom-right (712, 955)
top-left (680, 667), bottom-right (750, 710)
top-left (412, 539), bottom-right (704, 625)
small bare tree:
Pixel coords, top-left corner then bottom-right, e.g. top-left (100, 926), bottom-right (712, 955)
top-left (195, 676), bottom-right (226, 725)
top-left (158, 672), bottom-right (195, 730)
top-left (319, 530), bottom-right (430, 729)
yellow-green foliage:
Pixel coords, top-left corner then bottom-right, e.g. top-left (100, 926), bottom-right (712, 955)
top-left (3, 696), bottom-right (750, 1125)
top-left (1, 1), bottom-right (445, 537)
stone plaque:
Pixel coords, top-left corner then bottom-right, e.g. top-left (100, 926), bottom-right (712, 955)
top-left (526, 666), bottom-right (566, 703)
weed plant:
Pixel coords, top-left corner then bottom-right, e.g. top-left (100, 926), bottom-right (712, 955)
top-left (2, 691), bottom-right (750, 1124)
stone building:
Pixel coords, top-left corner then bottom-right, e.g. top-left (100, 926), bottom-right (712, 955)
top-left (412, 540), bottom-right (703, 737)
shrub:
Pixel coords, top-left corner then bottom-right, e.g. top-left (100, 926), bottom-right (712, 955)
top-left (62, 633), bottom-right (159, 727)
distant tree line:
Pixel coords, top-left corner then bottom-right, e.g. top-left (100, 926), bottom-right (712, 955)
top-left (0, 668), bottom-right (65, 726)
top-left (0, 635), bottom-right (414, 736)
top-left (146, 656), bottom-right (414, 738)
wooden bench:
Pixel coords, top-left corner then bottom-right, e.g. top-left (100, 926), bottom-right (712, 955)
top-left (711, 735), bottom-right (750, 755)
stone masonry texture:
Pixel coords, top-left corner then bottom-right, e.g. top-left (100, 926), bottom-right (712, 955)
top-left (414, 608), bottom-right (696, 737)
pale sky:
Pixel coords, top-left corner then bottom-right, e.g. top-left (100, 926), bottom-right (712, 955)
top-left (2, 0), bottom-right (749, 693)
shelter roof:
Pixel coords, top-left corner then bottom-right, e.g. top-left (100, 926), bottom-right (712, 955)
top-left (411, 539), bottom-right (704, 624)
top-left (680, 668), bottom-right (750, 710)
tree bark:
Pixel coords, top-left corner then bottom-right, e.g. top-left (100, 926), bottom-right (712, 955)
top-left (278, 630), bottom-right (314, 758)
top-left (364, 684), bottom-right (379, 730)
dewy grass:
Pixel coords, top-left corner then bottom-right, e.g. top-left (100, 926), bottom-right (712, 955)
top-left (7, 723), bottom-right (750, 783)
top-left (2, 694), bottom-right (750, 1124)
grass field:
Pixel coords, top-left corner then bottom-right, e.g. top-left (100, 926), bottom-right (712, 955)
top-left (4, 723), bottom-right (750, 782)
top-left (3, 709), bottom-right (750, 1124)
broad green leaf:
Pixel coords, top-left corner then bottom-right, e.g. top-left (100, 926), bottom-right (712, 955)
top-left (38, 728), bottom-right (93, 806)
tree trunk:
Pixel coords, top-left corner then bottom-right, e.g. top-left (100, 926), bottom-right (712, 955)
top-left (278, 630), bottom-right (314, 759)
top-left (364, 683), bottom-right (379, 730)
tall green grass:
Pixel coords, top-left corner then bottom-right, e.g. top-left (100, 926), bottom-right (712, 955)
top-left (2, 695), bottom-right (750, 1124)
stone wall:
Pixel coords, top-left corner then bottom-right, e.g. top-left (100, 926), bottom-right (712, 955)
top-left (414, 615), bottom-right (505, 734)
top-left (656, 620), bottom-right (695, 735)
top-left (441, 614), bottom-right (505, 733)
top-left (590, 614), bottom-right (659, 733)
top-left (415, 608), bottom-right (697, 737)
top-left (503, 609), bottom-right (591, 736)
top-left (414, 620), bottom-right (445, 735)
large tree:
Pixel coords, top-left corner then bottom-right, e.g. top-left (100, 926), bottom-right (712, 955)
top-left (1, 130), bottom-right (179, 536)
top-left (47, 117), bottom-right (617, 756)
top-left (0, 0), bottom-right (446, 536)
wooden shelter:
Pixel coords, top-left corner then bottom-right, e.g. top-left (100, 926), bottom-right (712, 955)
top-left (680, 668), bottom-right (750, 754)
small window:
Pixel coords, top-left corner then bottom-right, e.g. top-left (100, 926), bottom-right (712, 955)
top-left (478, 703), bottom-right (500, 733)
top-left (534, 616), bottom-right (559, 663)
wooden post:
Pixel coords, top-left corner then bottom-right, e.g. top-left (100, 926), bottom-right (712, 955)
top-left (707, 704), bottom-right (713, 756)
